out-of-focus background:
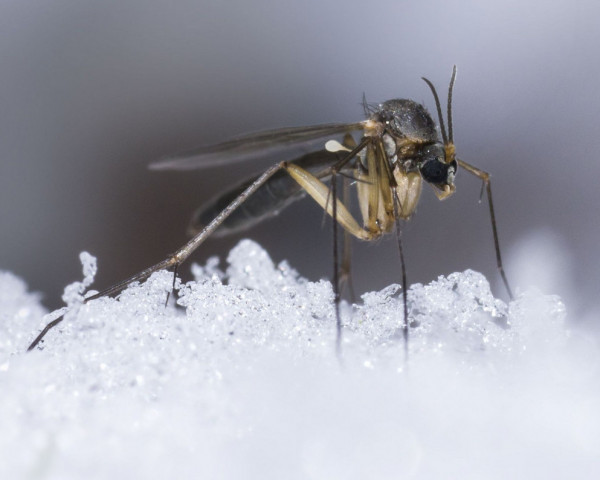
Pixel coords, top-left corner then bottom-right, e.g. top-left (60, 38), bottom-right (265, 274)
top-left (1, 0), bottom-right (598, 327)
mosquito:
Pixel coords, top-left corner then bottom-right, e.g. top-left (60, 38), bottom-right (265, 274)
top-left (27, 66), bottom-right (513, 354)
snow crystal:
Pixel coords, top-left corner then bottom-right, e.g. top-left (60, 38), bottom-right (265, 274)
top-left (0, 239), bottom-right (598, 480)
top-left (61, 252), bottom-right (98, 305)
top-left (0, 272), bottom-right (47, 356)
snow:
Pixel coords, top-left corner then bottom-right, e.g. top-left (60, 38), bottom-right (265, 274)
top-left (1, 239), bottom-right (598, 479)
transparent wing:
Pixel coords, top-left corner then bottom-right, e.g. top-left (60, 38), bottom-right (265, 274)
top-left (150, 122), bottom-right (366, 171)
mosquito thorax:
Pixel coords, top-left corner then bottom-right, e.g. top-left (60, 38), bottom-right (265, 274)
top-left (373, 99), bottom-right (439, 143)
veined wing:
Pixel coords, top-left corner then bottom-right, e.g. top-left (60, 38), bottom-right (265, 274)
top-left (150, 122), bottom-right (366, 170)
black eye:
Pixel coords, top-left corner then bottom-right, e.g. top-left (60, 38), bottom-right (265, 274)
top-left (420, 159), bottom-right (448, 184)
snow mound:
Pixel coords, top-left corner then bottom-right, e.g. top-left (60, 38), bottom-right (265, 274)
top-left (0, 240), bottom-right (597, 480)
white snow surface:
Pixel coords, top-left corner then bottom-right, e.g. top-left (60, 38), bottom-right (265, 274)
top-left (1, 240), bottom-right (598, 479)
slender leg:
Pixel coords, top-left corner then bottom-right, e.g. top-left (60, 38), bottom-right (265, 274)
top-left (331, 172), bottom-right (342, 356)
top-left (284, 163), bottom-right (372, 241)
top-left (322, 134), bottom-right (360, 299)
top-left (392, 190), bottom-right (409, 362)
top-left (457, 159), bottom-right (514, 300)
top-left (27, 163), bottom-right (284, 351)
top-left (339, 176), bottom-right (356, 302)
top-left (339, 135), bottom-right (358, 302)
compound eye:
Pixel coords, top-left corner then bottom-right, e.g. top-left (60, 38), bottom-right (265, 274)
top-left (420, 159), bottom-right (448, 184)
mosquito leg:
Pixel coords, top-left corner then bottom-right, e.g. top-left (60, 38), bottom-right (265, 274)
top-left (331, 172), bottom-right (342, 356)
top-left (340, 176), bottom-right (356, 302)
top-left (284, 163), bottom-right (372, 241)
top-left (339, 135), bottom-right (358, 302)
top-left (457, 159), bottom-right (514, 300)
top-left (27, 315), bottom-right (69, 352)
top-left (321, 133), bottom-right (358, 258)
top-left (316, 134), bottom-right (367, 350)
top-left (392, 190), bottom-right (409, 362)
top-left (27, 163), bottom-right (284, 351)
top-left (325, 175), bottom-right (355, 301)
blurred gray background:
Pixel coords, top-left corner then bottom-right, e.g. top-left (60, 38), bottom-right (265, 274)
top-left (1, 0), bottom-right (599, 327)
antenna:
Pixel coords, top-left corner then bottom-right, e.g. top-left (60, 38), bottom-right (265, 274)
top-left (447, 65), bottom-right (457, 144)
top-left (422, 76), bottom-right (448, 145)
